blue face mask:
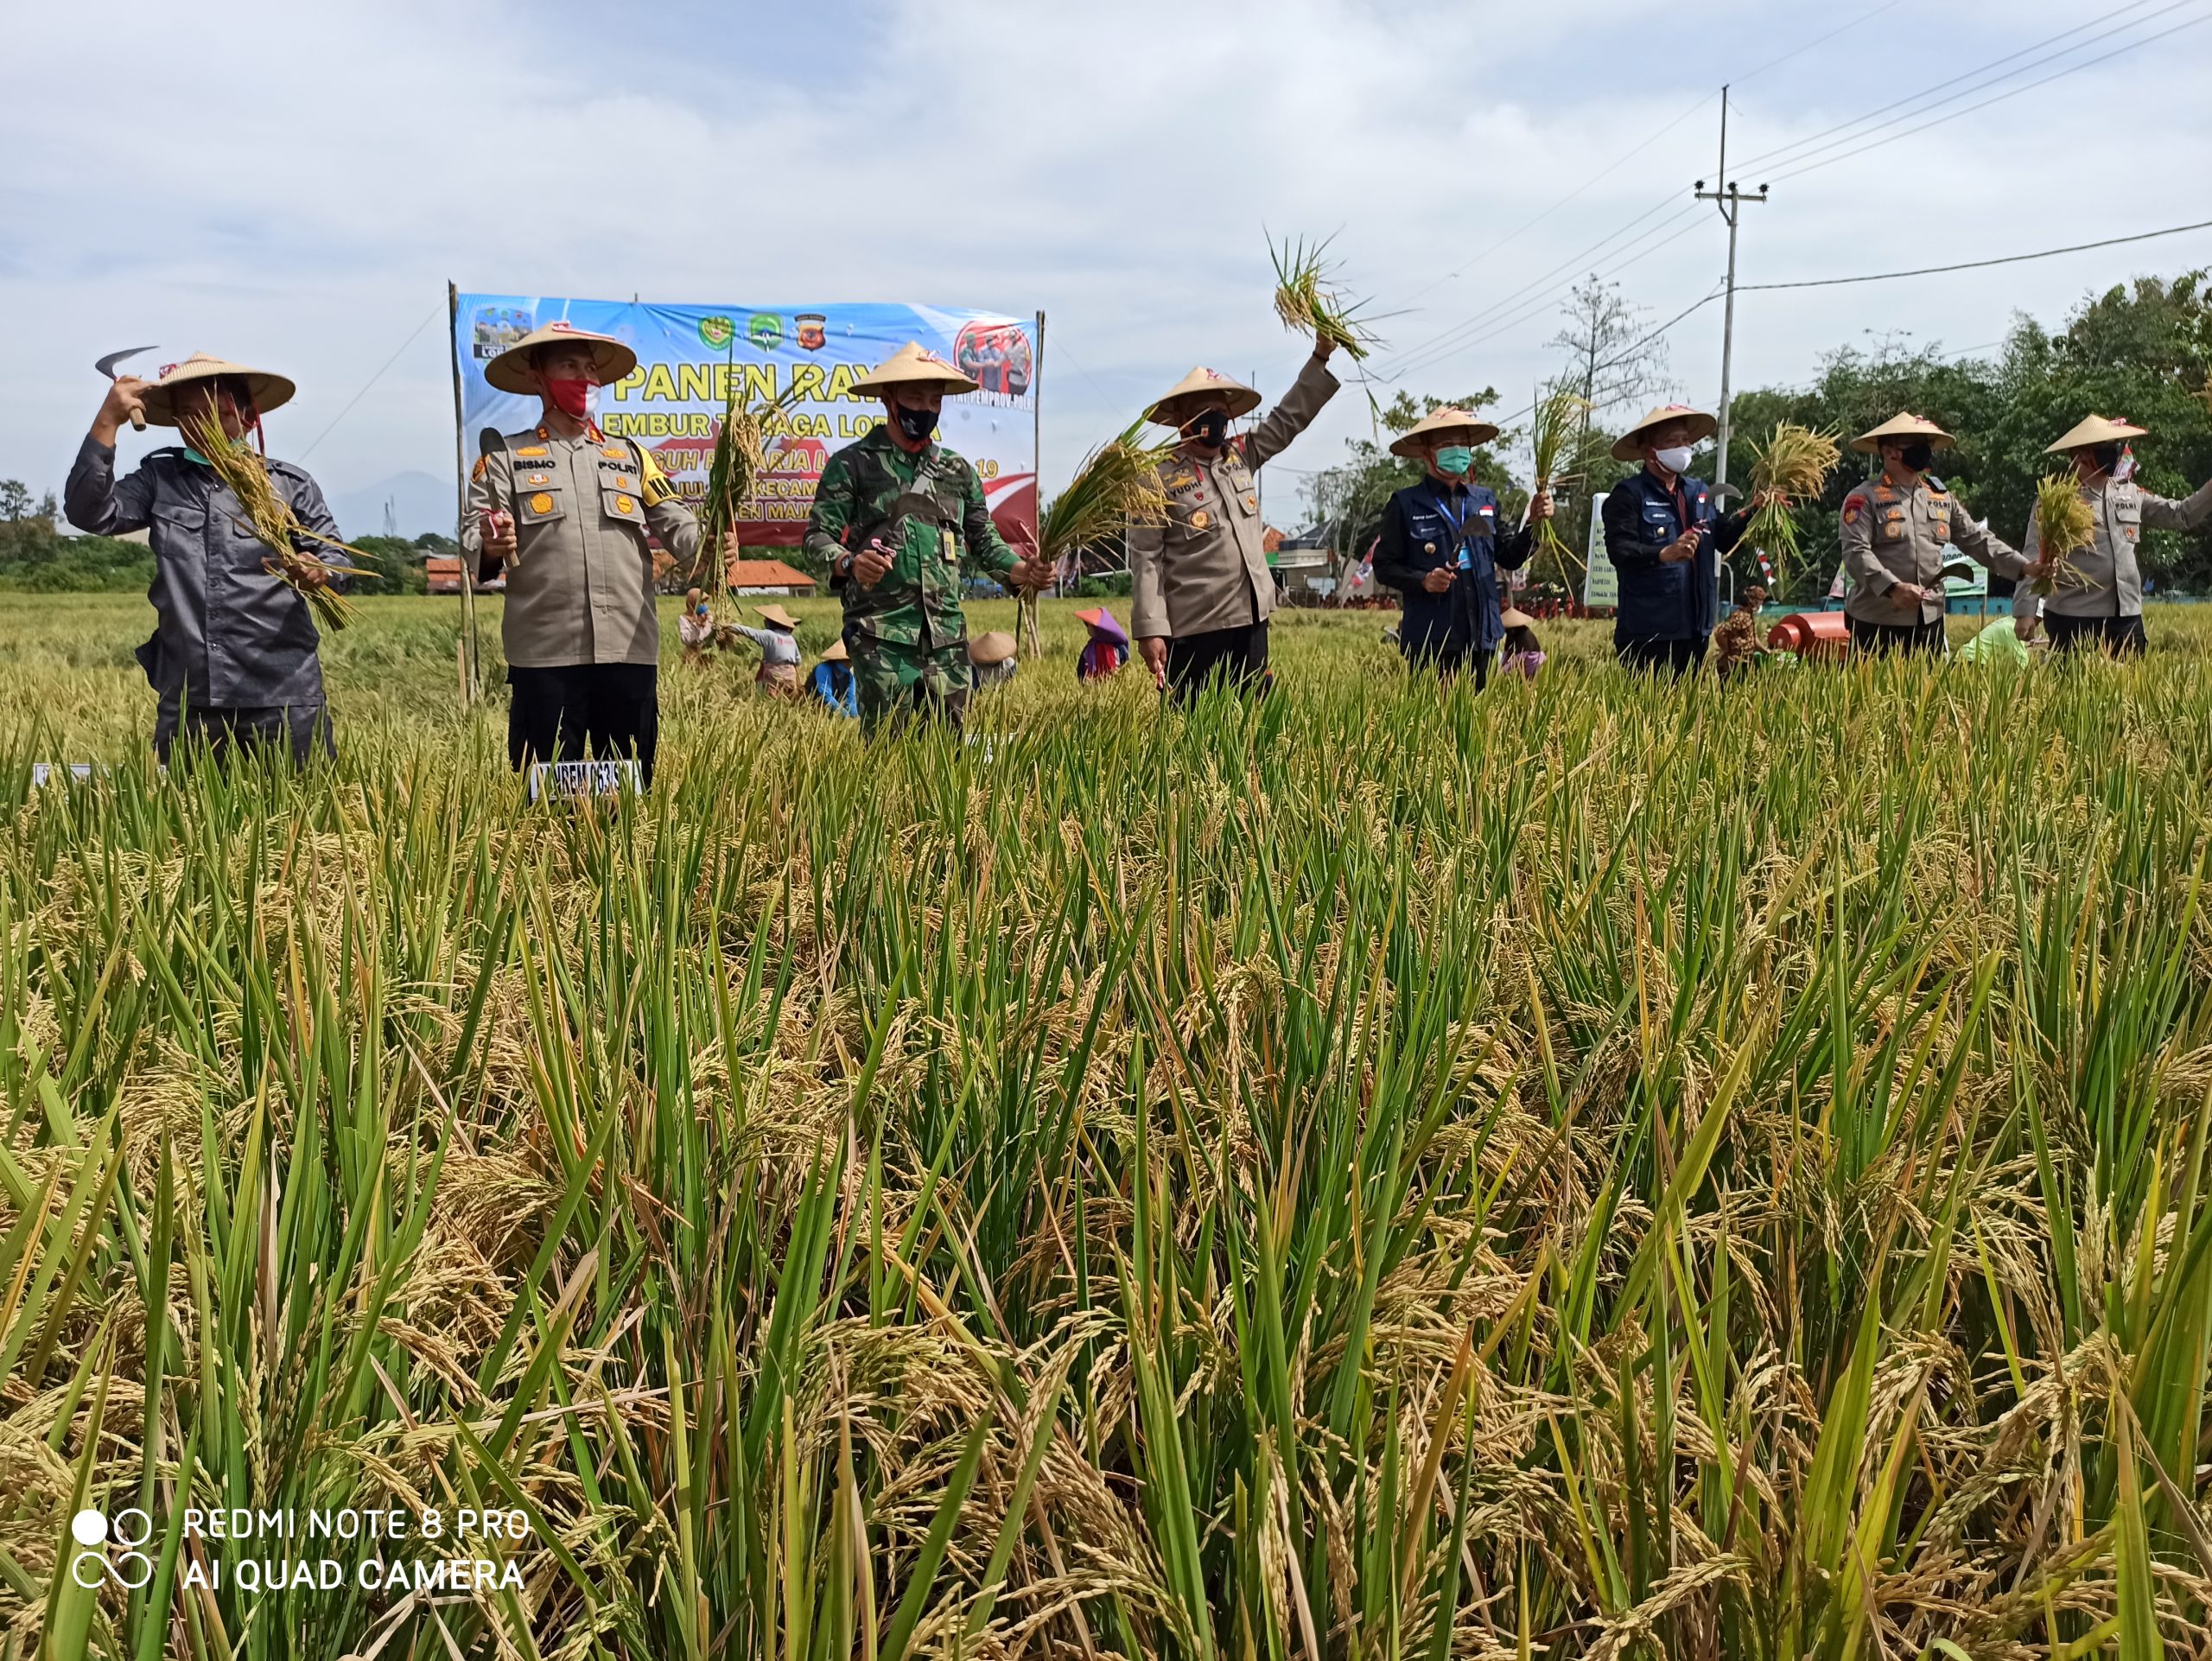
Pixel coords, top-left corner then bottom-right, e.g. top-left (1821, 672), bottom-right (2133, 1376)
top-left (1433, 445), bottom-right (1473, 477)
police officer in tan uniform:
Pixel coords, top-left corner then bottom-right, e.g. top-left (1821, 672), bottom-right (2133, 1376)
top-left (2018, 413), bottom-right (2212, 655)
top-left (1839, 411), bottom-right (2029, 655)
top-left (1128, 340), bottom-right (1338, 697)
top-left (463, 322), bottom-right (699, 784)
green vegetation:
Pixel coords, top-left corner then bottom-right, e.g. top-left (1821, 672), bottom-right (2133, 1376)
top-left (3, 592), bottom-right (2212, 1658)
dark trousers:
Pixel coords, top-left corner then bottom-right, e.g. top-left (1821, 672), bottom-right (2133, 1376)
top-left (507, 664), bottom-right (659, 786)
top-left (1849, 616), bottom-right (1949, 656)
top-left (2044, 613), bottom-right (2147, 656)
top-left (155, 697), bottom-right (332, 767)
top-left (1615, 633), bottom-right (1708, 677)
top-left (1402, 637), bottom-right (1492, 688)
top-left (1166, 621), bottom-right (1270, 702)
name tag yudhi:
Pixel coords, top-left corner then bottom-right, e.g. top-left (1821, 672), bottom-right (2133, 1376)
top-left (527, 760), bottom-right (642, 803)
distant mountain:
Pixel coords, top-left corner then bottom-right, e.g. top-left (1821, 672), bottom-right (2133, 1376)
top-left (329, 471), bottom-right (456, 541)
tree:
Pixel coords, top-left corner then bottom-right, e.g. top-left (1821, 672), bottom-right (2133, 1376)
top-left (348, 535), bottom-right (430, 595)
top-left (1548, 276), bottom-right (1671, 423)
top-left (0, 479), bottom-right (33, 523)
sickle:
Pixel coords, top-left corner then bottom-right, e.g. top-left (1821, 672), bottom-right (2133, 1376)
top-left (96, 345), bottom-right (161, 431)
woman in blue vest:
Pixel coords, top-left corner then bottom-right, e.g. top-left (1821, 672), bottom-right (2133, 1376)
top-left (1372, 406), bottom-right (1552, 685)
top-left (1600, 403), bottom-right (1760, 676)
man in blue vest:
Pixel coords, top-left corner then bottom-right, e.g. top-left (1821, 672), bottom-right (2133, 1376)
top-left (1600, 403), bottom-right (1758, 675)
top-left (1372, 406), bottom-right (1553, 684)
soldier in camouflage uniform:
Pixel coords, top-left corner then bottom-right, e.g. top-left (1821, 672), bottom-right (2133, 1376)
top-left (804, 342), bottom-right (1053, 735)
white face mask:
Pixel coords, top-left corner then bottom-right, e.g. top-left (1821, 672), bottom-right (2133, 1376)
top-left (1652, 445), bottom-right (1694, 475)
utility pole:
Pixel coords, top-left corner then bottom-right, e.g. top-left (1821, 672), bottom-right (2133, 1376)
top-left (1694, 86), bottom-right (1768, 488)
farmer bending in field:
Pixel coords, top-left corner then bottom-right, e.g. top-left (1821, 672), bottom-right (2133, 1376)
top-left (1838, 413), bottom-right (2033, 656)
top-left (66, 353), bottom-right (346, 767)
top-left (2018, 413), bottom-right (2212, 657)
top-left (1371, 404), bottom-right (1553, 686)
top-left (465, 322), bottom-right (699, 787)
top-left (804, 343), bottom-right (1055, 737)
top-left (1128, 339), bottom-right (1339, 700)
top-left (1600, 404), bottom-right (1760, 677)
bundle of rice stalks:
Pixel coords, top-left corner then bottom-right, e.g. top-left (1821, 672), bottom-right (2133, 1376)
top-left (181, 407), bottom-right (359, 631)
top-left (1529, 385), bottom-right (1592, 582)
top-left (1270, 235), bottom-right (1381, 362)
top-left (1745, 422), bottom-right (1840, 591)
top-left (1039, 418), bottom-right (1175, 568)
top-left (2032, 471), bottom-right (2094, 594)
top-left (696, 371), bottom-right (801, 580)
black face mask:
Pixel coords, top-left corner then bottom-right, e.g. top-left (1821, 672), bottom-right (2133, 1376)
top-left (1897, 438), bottom-right (1936, 473)
top-left (1187, 410), bottom-right (1230, 449)
top-left (2089, 442), bottom-right (2124, 474)
top-left (893, 403), bottom-right (937, 443)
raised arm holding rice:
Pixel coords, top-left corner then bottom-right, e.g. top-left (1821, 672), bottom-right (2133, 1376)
top-left (65, 353), bottom-right (344, 766)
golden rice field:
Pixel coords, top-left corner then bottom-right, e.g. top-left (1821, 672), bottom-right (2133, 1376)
top-left (5, 592), bottom-right (2212, 1661)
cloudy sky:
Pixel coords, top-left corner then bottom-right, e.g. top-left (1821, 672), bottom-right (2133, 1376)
top-left (7, 0), bottom-right (2210, 527)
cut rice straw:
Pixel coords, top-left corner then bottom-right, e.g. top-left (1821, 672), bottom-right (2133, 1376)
top-left (698, 367), bottom-right (803, 582)
top-left (2032, 471), bottom-right (2094, 595)
top-left (181, 406), bottom-right (360, 633)
top-left (1529, 385), bottom-right (1592, 582)
top-left (1039, 419), bottom-right (1175, 569)
top-left (1745, 422), bottom-right (1840, 592)
top-left (1270, 234), bottom-right (1382, 362)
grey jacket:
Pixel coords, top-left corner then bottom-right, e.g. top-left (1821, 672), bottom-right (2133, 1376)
top-left (1839, 472), bottom-right (2026, 626)
top-left (65, 436), bottom-right (342, 710)
top-left (2018, 473), bottom-right (2212, 620)
top-left (462, 425), bottom-right (700, 668)
top-left (1128, 356), bottom-right (1338, 640)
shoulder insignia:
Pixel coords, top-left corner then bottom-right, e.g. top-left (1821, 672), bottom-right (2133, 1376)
top-left (515, 444), bottom-right (550, 458)
top-left (471, 455), bottom-right (489, 482)
top-left (1842, 497), bottom-right (1864, 526)
top-left (1478, 503), bottom-right (1496, 516)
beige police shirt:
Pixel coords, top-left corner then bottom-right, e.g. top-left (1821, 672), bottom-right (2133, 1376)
top-left (1839, 471), bottom-right (2025, 627)
top-left (1129, 356), bottom-right (1338, 640)
top-left (462, 424), bottom-right (701, 668)
top-left (2018, 473), bottom-right (2212, 621)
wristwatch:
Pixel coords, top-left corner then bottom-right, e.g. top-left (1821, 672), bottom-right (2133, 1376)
top-left (836, 551), bottom-right (855, 579)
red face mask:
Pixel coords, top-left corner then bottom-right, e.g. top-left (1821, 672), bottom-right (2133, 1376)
top-left (544, 377), bottom-right (594, 419)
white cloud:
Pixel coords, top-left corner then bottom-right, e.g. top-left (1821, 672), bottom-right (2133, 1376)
top-left (7, 0), bottom-right (2209, 525)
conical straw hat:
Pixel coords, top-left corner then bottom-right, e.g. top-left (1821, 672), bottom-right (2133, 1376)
top-left (969, 629), bottom-right (1018, 665)
top-left (1389, 405), bottom-right (1502, 458)
top-left (1851, 411), bottom-right (1955, 455)
top-left (484, 321), bottom-right (639, 396)
top-left (754, 603), bottom-right (798, 628)
top-left (1498, 607), bottom-right (1536, 628)
top-left (1076, 606), bottom-right (1128, 644)
top-left (818, 640), bottom-right (849, 663)
top-left (1147, 366), bottom-right (1262, 425)
top-left (851, 342), bottom-right (979, 397)
top-left (1611, 403), bottom-right (1718, 461)
top-left (138, 353), bottom-right (296, 427)
top-left (2045, 413), bottom-right (2150, 454)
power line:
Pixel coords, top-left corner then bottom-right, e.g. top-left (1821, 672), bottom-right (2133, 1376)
top-left (1763, 4), bottom-right (2212, 185)
top-left (1382, 212), bottom-right (1712, 384)
top-left (300, 302), bottom-right (442, 461)
top-left (1368, 0), bottom-right (2197, 387)
top-left (1724, 0), bottom-right (2177, 178)
top-left (1382, 0), bottom-right (1910, 317)
top-left (1738, 217), bottom-right (2212, 291)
